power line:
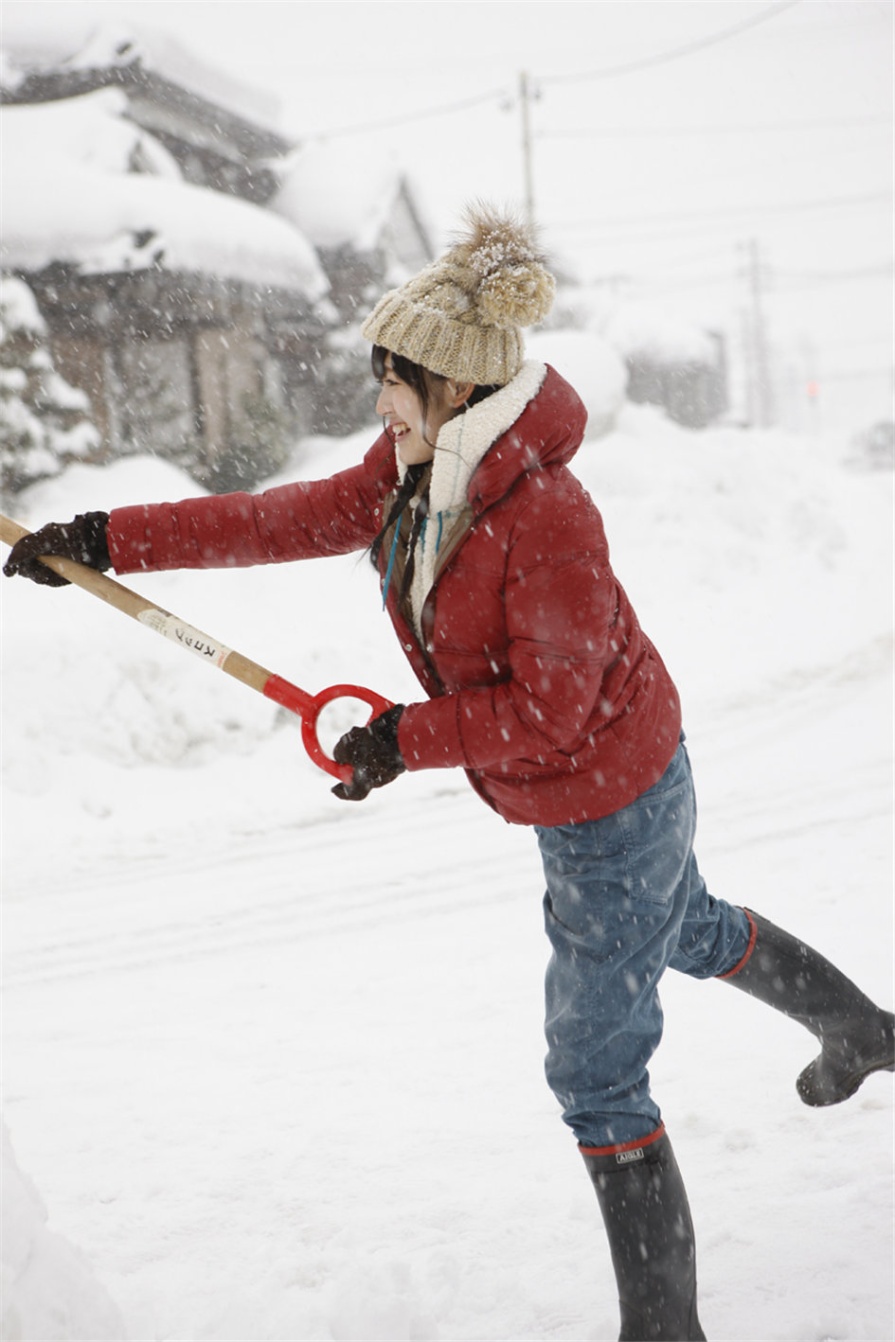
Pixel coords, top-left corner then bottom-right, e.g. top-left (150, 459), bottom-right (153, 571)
top-left (644, 273), bottom-right (745, 296)
top-left (302, 87), bottom-right (508, 142)
top-left (816, 367), bottom-right (894, 383)
top-left (640, 244), bottom-right (743, 270)
top-left (538, 114), bottom-right (892, 141)
top-left (552, 218), bottom-right (883, 251)
top-left (824, 335), bottom-right (895, 351)
top-left (549, 191), bottom-right (891, 233)
top-left (775, 264), bottom-right (894, 290)
top-left (597, 264), bottom-right (893, 300)
top-left (293, 0), bottom-right (806, 142)
top-left (537, 0), bottom-right (804, 85)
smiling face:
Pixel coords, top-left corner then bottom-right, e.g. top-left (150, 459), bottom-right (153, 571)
top-left (374, 353), bottom-right (474, 466)
top-left (375, 354), bottom-right (434, 465)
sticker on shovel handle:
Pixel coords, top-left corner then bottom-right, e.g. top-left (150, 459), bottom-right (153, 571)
top-left (138, 609), bottom-right (232, 669)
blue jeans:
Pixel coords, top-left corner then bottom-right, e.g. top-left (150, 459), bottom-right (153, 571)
top-left (535, 738), bottom-right (751, 1148)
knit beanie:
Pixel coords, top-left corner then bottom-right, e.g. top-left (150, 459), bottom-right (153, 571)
top-left (360, 203), bottom-right (555, 386)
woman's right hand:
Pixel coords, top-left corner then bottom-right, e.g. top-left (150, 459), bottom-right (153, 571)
top-left (3, 512), bottom-right (111, 587)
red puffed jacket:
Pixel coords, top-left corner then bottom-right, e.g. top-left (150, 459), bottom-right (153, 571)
top-left (107, 363), bottom-right (681, 826)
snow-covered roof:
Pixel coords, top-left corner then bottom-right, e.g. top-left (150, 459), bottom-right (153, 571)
top-left (0, 18), bottom-right (283, 138)
top-left (271, 142), bottom-right (409, 251)
top-left (4, 86), bottom-right (181, 178)
top-left (0, 92), bottom-right (328, 299)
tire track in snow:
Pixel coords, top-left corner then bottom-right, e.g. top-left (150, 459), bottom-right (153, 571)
top-left (2, 788), bottom-right (534, 988)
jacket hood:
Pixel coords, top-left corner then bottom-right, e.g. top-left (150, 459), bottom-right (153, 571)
top-left (461, 362), bottom-right (588, 513)
top-left (395, 361), bottom-right (589, 519)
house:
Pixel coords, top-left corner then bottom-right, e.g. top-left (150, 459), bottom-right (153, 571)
top-left (0, 24), bottom-right (434, 488)
top-left (0, 28), bottom-right (326, 491)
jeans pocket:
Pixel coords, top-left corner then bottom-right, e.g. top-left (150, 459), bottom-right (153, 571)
top-left (539, 813), bottom-right (631, 940)
top-left (615, 775), bottom-right (695, 909)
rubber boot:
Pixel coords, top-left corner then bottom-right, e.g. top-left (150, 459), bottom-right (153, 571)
top-left (720, 909), bottom-right (895, 1106)
top-left (581, 1125), bottom-right (706, 1342)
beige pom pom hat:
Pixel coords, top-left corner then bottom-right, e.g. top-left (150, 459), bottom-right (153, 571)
top-left (360, 204), bottom-right (556, 387)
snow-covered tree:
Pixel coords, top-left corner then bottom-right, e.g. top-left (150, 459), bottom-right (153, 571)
top-left (0, 273), bottom-right (100, 499)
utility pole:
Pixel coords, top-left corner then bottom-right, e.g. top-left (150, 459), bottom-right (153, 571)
top-left (519, 71), bottom-right (536, 230)
top-left (743, 237), bottom-right (773, 428)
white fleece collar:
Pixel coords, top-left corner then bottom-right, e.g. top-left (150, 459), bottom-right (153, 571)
top-left (399, 360), bottom-right (547, 639)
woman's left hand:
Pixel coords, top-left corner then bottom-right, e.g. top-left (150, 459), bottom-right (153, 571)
top-left (3, 512), bottom-right (111, 586)
top-left (332, 705), bottom-right (406, 801)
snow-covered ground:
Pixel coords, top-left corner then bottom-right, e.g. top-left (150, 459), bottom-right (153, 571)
top-left (1, 402), bottom-right (893, 1340)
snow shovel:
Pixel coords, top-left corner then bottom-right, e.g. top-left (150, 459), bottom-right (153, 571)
top-left (0, 514), bottom-right (393, 783)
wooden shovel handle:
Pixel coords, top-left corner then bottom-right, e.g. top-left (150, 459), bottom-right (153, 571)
top-left (0, 514), bottom-right (392, 781)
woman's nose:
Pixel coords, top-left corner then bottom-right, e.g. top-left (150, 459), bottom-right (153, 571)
top-left (375, 387), bottom-right (390, 416)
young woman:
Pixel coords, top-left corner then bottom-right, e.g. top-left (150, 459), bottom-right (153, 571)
top-left (6, 206), bottom-right (893, 1341)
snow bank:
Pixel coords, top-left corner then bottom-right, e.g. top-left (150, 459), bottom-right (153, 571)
top-left (0, 1124), bottom-right (126, 1341)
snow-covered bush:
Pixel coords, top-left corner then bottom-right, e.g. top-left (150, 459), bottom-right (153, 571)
top-left (846, 419), bottom-right (895, 472)
top-left (0, 274), bottom-right (100, 500)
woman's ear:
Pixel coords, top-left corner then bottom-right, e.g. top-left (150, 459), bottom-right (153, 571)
top-left (445, 380), bottom-right (476, 408)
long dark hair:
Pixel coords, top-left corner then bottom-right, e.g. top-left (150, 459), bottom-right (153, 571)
top-left (369, 460), bottom-right (428, 571)
top-left (371, 345), bottom-right (499, 446)
top-left (369, 346), bottom-right (499, 584)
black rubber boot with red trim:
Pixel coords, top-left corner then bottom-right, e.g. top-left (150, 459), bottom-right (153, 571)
top-left (581, 1125), bottom-right (706, 1342)
top-left (721, 909), bottom-right (895, 1106)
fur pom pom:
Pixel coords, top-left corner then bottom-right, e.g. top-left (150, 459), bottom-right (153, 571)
top-left (478, 263), bottom-right (555, 329)
top-left (452, 205), bottom-right (555, 329)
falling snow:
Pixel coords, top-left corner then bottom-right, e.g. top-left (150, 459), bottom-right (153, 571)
top-left (2, 402), bottom-right (892, 1340)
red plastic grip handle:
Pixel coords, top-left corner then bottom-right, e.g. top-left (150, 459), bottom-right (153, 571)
top-left (263, 676), bottom-right (394, 781)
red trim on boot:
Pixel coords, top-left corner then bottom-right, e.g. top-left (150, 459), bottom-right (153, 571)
top-left (716, 907), bottom-right (758, 980)
top-left (578, 1122), bottom-right (666, 1158)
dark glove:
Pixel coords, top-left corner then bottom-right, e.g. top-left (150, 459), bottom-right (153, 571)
top-left (3, 512), bottom-right (111, 587)
top-left (332, 704), bottom-right (406, 801)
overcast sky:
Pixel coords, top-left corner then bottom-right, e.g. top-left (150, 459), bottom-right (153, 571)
top-left (3, 1), bottom-right (892, 429)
